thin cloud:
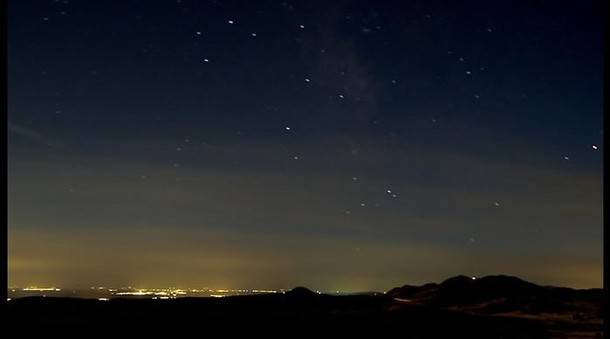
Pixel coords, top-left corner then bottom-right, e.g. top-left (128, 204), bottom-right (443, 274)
top-left (8, 122), bottom-right (63, 147)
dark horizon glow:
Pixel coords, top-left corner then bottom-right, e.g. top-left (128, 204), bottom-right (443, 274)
top-left (8, 0), bottom-right (603, 290)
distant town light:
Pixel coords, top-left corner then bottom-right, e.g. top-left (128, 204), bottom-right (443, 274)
top-left (22, 287), bottom-right (60, 292)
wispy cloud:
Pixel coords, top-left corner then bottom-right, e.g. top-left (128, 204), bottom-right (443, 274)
top-left (8, 122), bottom-right (63, 147)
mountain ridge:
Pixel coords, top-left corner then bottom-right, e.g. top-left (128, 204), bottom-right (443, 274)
top-left (386, 274), bottom-right (603, 318)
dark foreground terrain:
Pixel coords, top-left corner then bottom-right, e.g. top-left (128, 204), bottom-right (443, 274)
top-left (7, 275), bottom-right (603, 338)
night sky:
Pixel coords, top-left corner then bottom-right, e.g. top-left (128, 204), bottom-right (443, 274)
top-left (8, 0), bottom-right (604, 291)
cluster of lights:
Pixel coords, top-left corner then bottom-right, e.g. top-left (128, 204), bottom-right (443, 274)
top-left (22, 287), bottom-right (61, 292)
top-left (251, 290), bottom-right (278, 294)
top-left (108, 287), bottom-right (281, 298)
top-left (10, 286), bottom-right (286, 300)
top-left (114, 288), bottom-right (188, 297)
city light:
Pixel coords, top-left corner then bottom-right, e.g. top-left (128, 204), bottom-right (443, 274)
top-left (22, 287), bottom-right (61, 292)
top-left (9, 286), bottom-right (289, 300)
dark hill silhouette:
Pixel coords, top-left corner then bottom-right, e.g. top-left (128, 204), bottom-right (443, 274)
top-left (285, 286), bottom-right (317, 297)
top-left (387, 275), bottom-right (602, 317)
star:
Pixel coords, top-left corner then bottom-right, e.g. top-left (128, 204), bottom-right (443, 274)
top-left (360, 202), bottom-right (366, 207)
top-left (563, 155), bottom-right (570, 160)
top-left (203, 58), bottom-right (209, 62)
top-left (592, 145), bottom-right (598, 150)
top-left (304, 78), bottom-right (310, 82)
top-left (299, 24), bottom-right (305, 29)
top-left (285, 126), bottom-right (291, 131)
top-left (352, 177), bottom-right (358, 181)
top-left (494, 202), bottom-right (500, 207)
top-left (338, 94), bottom-right (344, 99)
top-left (195, 31), bottom-right (202, 35)
top-left (228, 20), bottom-right (234, 24)
top-left (293, 155), bottom-right (299, 160)
top-left (251, 33), bottom-right (257, 37)
top-left (465, 71), bottom-right (471, 75)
